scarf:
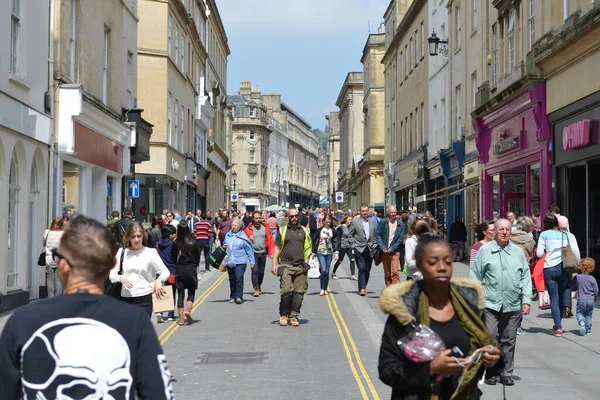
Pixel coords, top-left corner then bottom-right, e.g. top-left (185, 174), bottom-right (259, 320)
top-left (418, 285), bottom-right (498, 400)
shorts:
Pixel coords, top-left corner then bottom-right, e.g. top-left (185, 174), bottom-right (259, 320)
top-left (451, 241), bottom-right (466, 250)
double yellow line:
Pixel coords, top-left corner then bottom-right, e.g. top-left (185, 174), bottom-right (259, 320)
top-left (158, 273), bottom-right (228, 345)
top-left (326, 289), bottom-right (380, 400)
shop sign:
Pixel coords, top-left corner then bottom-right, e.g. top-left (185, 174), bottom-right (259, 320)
top-left (493, 135), bottom-right (519, 155)
top-left (562, 119), bottom-right (591, 150)
top-left (412, 160), bottom-right (423, 179)
top-left (171, 157), bottom-right (180, 172)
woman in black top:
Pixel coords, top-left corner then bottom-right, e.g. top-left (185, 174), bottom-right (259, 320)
top-left (378, 235), bottom-right (501, 400)
top-left (172, 222), bottom-right (201, 325)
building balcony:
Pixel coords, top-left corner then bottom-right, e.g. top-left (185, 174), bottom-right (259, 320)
top-left (196, 94), bottom-right (215, 130)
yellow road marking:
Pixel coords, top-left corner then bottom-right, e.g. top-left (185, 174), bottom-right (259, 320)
top-left (158, 273), bottom-right (227, 345)
top-left (328, 288), bottom-right (381, 400)
top-left (325, 290), bottom-right (369, 400)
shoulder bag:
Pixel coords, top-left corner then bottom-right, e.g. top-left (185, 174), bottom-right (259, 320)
top-left (106, 249), bottom-right (126, 299)
top-left (561, 232), bottom-right (579, 275)
top-left (37, 232), bottom-right (50, 266)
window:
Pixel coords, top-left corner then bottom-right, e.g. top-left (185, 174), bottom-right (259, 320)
top-left (249, 131), bottom-right (255, 140)
top-left (399, 121), bottom-right (404, 157)
top-left (455, 85), bottom-right (462, 138)
top-left (420, 21), bottom-right (425, 59)
top-left (249, 174), bottom-right (256, 189)
top-left (508, 9), bottom-right (515, 71)
top-left (404, 44), bottom-right (408, 78)
top-left (195, 62), bottom-right (200, 93)
top-left (180, 105), bottom-right (184, 151)
top-left (492, 24), bottom-right (498, 85)
top-left (174, 100), bottom-right (179, 149)
top-left (455, 5), bottom-right (461, 49)
top-left (250, 148), bottom-right (256, 163)
top-left (564, 0), bottom-right (569, 21)
top-left (69, 0), bottom-right (77, 81)
top-left (414, 30), bottom-right (419, 66)
top-left (180, 34), bottom-right (185, 74)
top-left (103, 26), bottom-right (109, 105)
top-left (471, 71), bottom-right (477, 110)
top-left (168, 15), bottom-right (172, 57)
top-left (8, 151), bottom-right (20, 288)
top-left (167, 93), bottom-right (172, 145)
top-left (10, 0), bottom-right (20, 73)
top-left (529, 0), bottom-right (535, 50)
top-left (127, 52), bottom-right (132, 108)
top-left (421, 102), bottom-right (426, 146)
top-left (409, 112), bottom-right (413, 151)
top-left (415, 107), bottom-right (420, 147)
top-left (472, 0), bottom-right (477, 31)
top-left (409, 38), bottom-right (413, 71)
top-left (175, 26), bottom-right (179, 66)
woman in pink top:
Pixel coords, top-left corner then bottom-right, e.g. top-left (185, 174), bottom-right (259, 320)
top-left (267, 212), bottom-right (280, 239)
top-left (469, 221), bottom-right (495, 266)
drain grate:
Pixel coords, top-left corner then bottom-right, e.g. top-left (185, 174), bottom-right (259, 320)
top-left (194, 352), bottom-right (269, 365)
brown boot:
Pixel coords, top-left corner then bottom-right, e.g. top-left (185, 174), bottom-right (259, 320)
top-left (289, 318), bottom-right (300, 327)
top-left (253, 287), bottom-right (260, 297)
top-left (177, 308), bottom-right (185, 326)
top-left (184, 301), bottom-right (194, 324)
top-left (279, 316), bottom-right (288, 326)
top-left (258, 286), bottom-right (262, 295)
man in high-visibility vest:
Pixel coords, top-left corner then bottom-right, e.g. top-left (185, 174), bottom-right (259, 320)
top-left (271, 208), bottom-right (312, 327)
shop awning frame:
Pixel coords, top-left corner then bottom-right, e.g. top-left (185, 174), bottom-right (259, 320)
top-left (419, 182), bottom-right (479, 202)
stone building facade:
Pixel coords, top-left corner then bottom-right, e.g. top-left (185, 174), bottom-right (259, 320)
top-left (326, 111), bottom-right (340, 208)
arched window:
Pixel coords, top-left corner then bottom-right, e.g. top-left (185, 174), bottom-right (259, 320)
top-left (28, 159), bottom-right (39, 292)
top-left (8, 151), bottom-right (20, 288)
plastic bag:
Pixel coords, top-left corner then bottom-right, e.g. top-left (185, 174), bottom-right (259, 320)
top-left (397, 324), bottom-right (446, 362)
top-left (308, 256), bottom-right (320, 279)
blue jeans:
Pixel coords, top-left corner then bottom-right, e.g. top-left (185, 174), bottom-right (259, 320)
top-left (317, 253), bottom-right (333, 291)
top-left (228, 264), bottom-right (247, 301)
top-left (354, 248), bottom-right (373, 292)
top-left (577, 299), bottom-right (594, 334)
top-left (543, 264), bottom-right (569, 330)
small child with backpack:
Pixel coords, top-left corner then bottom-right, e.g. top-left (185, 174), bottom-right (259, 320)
top-left (569, 258), bottom-right (599, 336)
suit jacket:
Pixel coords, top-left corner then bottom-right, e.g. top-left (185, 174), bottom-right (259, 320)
top-left (349, 216), bottom-right (377, 255)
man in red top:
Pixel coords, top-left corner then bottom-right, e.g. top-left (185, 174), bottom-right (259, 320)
top-left (244, 211), bottom-right (275, 297)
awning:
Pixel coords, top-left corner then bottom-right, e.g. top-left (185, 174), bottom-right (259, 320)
top-left (420, 183), bottom-right (479, 202)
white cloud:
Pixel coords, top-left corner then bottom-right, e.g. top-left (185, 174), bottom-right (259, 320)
top-left (218, 0), bottom-right (388, 39)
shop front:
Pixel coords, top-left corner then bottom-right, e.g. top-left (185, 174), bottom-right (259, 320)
top-left (439, 141), bottom-right (466, 236)
top-left (463, 153), bottom-right (481, 244)
top-left (551, 90), bottom-right (600, 279)
top-left (426, 159), bottom-right (446, 235)
top-left (392, 149), bottom-right (426, 212)
top-left (474, 83), bottom-right (552, 220)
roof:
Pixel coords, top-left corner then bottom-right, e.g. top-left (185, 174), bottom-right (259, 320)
top-left (228, 94), bottom-right (248, 104)
top-left (281, 100), bottom-right (312, 130)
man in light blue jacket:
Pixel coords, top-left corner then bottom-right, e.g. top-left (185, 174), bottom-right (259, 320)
top-left (470, 218), bottom-right (532, 387)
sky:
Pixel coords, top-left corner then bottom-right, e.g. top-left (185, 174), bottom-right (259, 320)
top-left (218, 0), bottom-right (390, 131)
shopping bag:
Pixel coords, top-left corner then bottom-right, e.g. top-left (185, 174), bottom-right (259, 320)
top-left (153, 286), bottom-right (175, 314)
top-left (397, 323), bottom-right (446, 362)
top-left (208, 246), bottom-right (227, 268)
top-left (538, 290), bottom-right (551, 310)
top-left (307, 256), bottom-right (320, 279)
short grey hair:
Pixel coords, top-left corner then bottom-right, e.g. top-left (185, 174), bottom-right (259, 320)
top-left (232, 217), bottom-right (245, 230)
top-left (516, 216), bottom-right (533, 233)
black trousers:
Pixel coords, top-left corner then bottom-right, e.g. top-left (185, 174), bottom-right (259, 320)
top-left (122, 293), bottom-right (153, 318)
top-left (251, 252), bottom-right (267, 288)
top-left (332, 247), bottom-right (356, 276)
top-left (197, 239), bottom-right (210, 270)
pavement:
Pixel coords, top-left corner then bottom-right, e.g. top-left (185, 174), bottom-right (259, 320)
top-left (2, 260), bottom-right (600, 399)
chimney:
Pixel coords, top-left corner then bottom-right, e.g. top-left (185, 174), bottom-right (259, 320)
top-left (240, 80), bottom-right (252, 97)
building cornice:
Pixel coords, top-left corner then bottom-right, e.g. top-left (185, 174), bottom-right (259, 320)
top-left (381, 0), bottom-right (427, 65)
top-left (361, 33), bottom-right (386, 64)
top-left (335, 72), bottom-right (364, 108)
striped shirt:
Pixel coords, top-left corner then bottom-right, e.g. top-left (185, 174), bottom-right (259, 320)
top-left (194, 220), bottom-right (213, 240)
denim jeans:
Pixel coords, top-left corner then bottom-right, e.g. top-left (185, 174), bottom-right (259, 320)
top-left (228, 264), bottom-right (247, 300)
top-left (577, 299), bottom-right (594, 334)
top-left (543, 264), bottom-right (569, 330)
top-left (354, 248), bottom-right (373, 291)
top-left (317, 253), bottom-right (333, 291)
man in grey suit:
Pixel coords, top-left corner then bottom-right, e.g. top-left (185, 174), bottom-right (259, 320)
top-left (349, 204), bottom-right (378, 296)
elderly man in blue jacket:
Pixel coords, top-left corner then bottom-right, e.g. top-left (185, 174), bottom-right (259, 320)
top-left (470, 218), bottom-right (532, 387)
top-left (376, 205), bottom-right (406, 286)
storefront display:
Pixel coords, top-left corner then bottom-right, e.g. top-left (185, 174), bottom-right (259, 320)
top-left (392, 149), bottom-right (427, 212)
top-left (474, 83), bottom-right (552, 220)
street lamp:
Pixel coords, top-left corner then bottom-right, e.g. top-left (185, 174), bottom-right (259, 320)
top-left (428, 29), bottom-right (449, 57)
top-left (232, 170), bottom-right (237, 191)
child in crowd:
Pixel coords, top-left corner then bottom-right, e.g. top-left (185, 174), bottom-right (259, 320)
top-left (570, 258), bottom-right (599, 336)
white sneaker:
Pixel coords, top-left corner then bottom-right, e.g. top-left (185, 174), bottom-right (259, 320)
top-left (156, 314), bottom-right (164, 323)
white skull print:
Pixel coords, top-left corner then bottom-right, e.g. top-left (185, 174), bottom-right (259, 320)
top-left (20, 318), bottom-right (133, 400)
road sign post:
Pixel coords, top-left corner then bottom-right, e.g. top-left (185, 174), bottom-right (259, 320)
top-left (127, 180), bottom-right (140, 198)
top-left (335, 192), bottom-right (344, 203)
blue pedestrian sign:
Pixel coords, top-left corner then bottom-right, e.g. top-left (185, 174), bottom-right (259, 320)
top-left (335, 192), bottom-right (344, 203)
top-left (128, 180), bottom-right (140, 198)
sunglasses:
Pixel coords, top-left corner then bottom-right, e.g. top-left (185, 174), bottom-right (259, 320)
top-left (52, 249), bottom-right (73, 266)
top-left (416, 215), bottom-right (429, 221)
top-left (289, 215), bottom-right (299, 219)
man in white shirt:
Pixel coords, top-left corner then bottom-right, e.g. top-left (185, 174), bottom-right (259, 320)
top-left (349, 204), bottom-right (378, 296)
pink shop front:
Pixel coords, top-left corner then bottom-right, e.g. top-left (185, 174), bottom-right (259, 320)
top-left (474, 83), bottom-right (552, 220)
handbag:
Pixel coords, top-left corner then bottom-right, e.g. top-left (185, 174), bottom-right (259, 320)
top-left (152, 286), bottom-right (175, 314)
top-left (106, 249), bottom-right (125, 299)
top-left (561, 232), bottom-right (579, 274)
top-left (373, 249), bottom-right (382, 266)
top-left (209, 245), bottom-right (227, 268)
top-left (538, 290), bottom-right (551, 310)
top-left (37, 232), bottom-right (49, 266)
top-left (307, 256), bottom-right (320, 279)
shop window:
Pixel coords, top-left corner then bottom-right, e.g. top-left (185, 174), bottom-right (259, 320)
top-left (63, 161), bottom-right (80, 218)
top-left (529, 163), bottom-right (541, 215)
top-left (492, 175), bottom-right (500, 220)
top-left (8, 151), bottom-right (20, 288)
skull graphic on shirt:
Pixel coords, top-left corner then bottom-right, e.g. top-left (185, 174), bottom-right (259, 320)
top-left (20, 318), bottom-right (133, 400)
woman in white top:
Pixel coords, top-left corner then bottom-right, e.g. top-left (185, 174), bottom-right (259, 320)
top-left (109, 221), bottom-right (170, 317)
top-left (404, 215), bottom-right (433, 280)
top-left (44, 217), bottom-right (67, 297)
top-left (536, 214), bottom-right (580, 336)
